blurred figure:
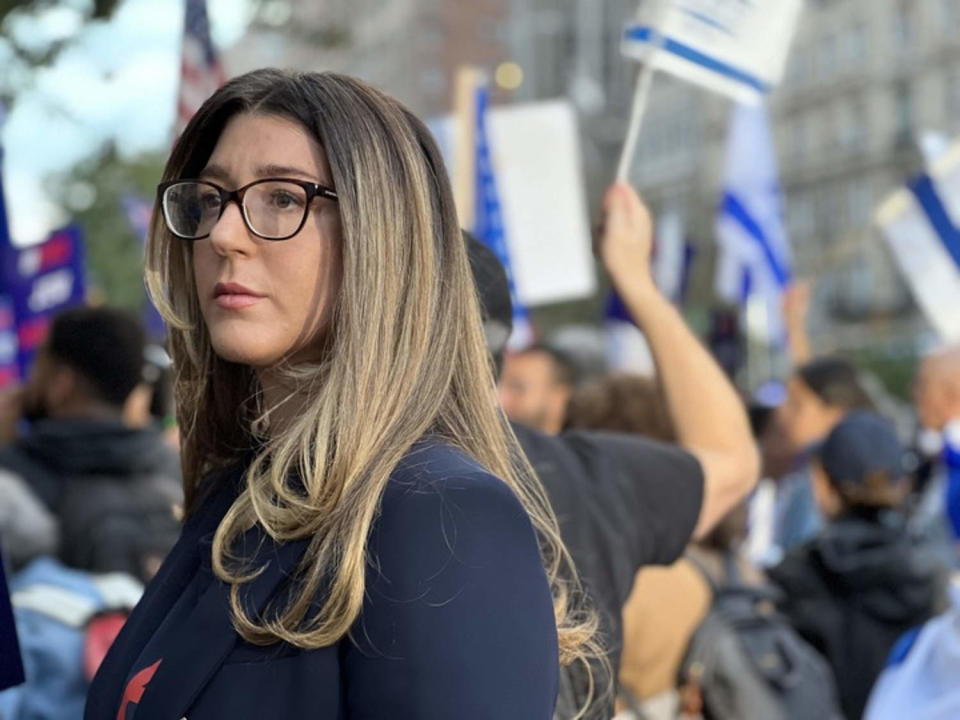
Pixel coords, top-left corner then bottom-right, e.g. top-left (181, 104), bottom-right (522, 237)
top-left (910, 346), bottom-right (960, 568)
top-left (0, 307), bottom-right (181, 581)
top-left (864, 440), bottom-right (960, 720)
top-left (499, 343), bottom-right (576, 434)
top-left (914, 346), bottom-right (960, 434)
top-left (567, 377), bottom-right (838, 720)
top-left (769, 411), bottom-right (943, 720)
top-left (0, 541), bottom-right (24, 693)
top-left (0, 469), bottom-right (59, 572)
top-left (123, 344), bottom-right (179, 452)
top-left (471, 180), bottom-right (760, 717)
top-left (565, 373), bottom-right (674, 441)
top-left (0, 308), bottom-right (182, 720)
top-left (769, 357), bottom-right (874, 560)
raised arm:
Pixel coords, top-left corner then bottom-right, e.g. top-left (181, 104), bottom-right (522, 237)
top-left (599, 182), bottom-right (760, 537)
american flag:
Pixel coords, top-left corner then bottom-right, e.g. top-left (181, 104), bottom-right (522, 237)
top-left (175, 0), bottom-right (226, 136)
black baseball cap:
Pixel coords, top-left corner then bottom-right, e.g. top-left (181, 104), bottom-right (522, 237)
top-left (818, 411), bottom-right (907, 492)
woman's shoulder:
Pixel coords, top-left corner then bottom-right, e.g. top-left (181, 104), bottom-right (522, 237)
top-left (382, 441), bottom-right (525, 516)
top-left (368, 441), bottom-right (540, 586)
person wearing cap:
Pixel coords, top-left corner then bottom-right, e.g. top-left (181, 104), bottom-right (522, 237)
top-left (468, 181), bottom-right (760, 717)
top-left (863, 437), bottom-right (960, 720)
top-left (768, 411), bottom-right (944, 720)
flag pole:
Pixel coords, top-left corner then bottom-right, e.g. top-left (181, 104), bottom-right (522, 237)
top-left (615, 62), bottom-right (656, 182)
top-left (453, 66), bottom-right (483, 231)
top-left (616, 0), bottom-right (670, 182)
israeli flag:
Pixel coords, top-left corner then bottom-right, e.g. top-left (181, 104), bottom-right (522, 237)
top-left (472, 84), bottom-right (533, 350)
top-left (622, 0), bottom-right (803, 104)
top-left (715, 101), bottom-right (792, 345)
top-left (875, 142), bottom-right (960, 342)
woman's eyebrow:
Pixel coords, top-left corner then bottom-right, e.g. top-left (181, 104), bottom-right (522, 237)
top-left (255, 164), bottom-right (321, 181)
top-left (198, 163), bottom-right (231, 183)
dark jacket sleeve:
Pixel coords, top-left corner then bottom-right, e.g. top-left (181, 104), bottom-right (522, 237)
top-left (342, 470), bottom-right (559, 719)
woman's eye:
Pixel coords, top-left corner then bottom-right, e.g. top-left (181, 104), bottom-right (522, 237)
top-left (200, 192), bottom-right (221, 209)
top-left (270, 191), bottom-right (303, 209)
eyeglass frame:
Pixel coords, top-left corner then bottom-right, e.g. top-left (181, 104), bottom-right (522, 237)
top-left (156, 177), bottom-right (339, 242)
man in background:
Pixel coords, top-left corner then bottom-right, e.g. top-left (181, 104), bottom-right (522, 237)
top-left (499, 343), bottom-right (577, 435)
top-left (0, 306), bottom-right (181, 582)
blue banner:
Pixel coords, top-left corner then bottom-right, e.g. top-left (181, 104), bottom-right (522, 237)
top-left (1, 226), bottom-right (87, 377)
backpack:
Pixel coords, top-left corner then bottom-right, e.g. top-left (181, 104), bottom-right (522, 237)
top-left (676, 552), bottom-right (843, 720)
top-left (0, 557), bottom-right (142, 720)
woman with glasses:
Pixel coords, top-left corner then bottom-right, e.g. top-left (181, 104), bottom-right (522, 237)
top-left (85, 69), bottom-right (598, 719)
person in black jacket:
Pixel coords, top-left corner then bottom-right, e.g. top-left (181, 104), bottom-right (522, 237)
top-left (769, 411), bottom-right (944, 720)
top-left (0, 307), bottom-right (181, 582)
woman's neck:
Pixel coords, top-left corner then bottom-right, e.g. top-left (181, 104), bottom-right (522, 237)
top-left (256, 368), bottom-right (312, 436)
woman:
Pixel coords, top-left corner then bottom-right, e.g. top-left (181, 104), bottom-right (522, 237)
top-left (85, 69), bottom-right (596, 719)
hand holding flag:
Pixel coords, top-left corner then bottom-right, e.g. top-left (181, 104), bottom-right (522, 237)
top-left (599, 182), bottom-right (657, 304)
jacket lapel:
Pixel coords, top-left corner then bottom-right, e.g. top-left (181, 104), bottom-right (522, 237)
top-left (130, 526), bottom-right (310, 720)
top-left (86, 480), bottom-right (236, 720)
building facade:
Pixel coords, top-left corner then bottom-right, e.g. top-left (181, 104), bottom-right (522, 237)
top-left (224, 0), bottom-right (960, 352)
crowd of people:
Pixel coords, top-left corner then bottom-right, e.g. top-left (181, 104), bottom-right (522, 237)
top-left (0, 68), bottom-right (956, 720)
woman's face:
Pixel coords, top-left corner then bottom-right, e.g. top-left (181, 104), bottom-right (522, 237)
top-left (778, 376), bottom-right (844, 450)
top-left (191, 112), bottom-right (342, 368)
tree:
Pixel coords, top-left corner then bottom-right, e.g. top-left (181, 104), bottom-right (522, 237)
top-left (0, 0), bottom-right (122, 106)
top-left (46, 146), bottom-right (166, 309)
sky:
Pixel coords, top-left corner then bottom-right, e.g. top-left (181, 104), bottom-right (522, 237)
top-left (1, 0), bottom-right (255, 247)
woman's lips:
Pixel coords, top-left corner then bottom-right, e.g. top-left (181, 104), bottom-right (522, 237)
top-left (213, 282), bottom-right (265, 310)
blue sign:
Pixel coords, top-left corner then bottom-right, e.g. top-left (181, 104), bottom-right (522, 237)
top-left (1, 225), bottom-right (87, 377)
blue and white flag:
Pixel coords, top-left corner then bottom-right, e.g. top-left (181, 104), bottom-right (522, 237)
top-left (876, 141), bottom-right (960, 342)
top-left (472, 84), bottom-right (533, 350)
top-left (715, 101), bottom-right (792, 345)
top-left (622, 0), bottom-right (803, 104)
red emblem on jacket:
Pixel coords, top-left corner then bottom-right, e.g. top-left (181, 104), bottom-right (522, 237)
top-left (117, 659), bottom-right (162, 720)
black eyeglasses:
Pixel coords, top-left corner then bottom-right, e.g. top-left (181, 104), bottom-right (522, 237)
top-left (157, 177), bottom-right (339, 241)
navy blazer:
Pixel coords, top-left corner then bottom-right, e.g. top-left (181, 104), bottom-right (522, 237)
top-left (85, 442), bottom-right (558, 719)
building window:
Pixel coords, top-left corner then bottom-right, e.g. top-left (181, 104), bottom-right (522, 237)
top-left (820, 34), bottom-right (836, 80)
top-left (787, 45), bottom-right (808, 87)
top-left (851, 100), bottom-right (868, 151)
top-left (941, 0), bottom-right (959, 37)
top-left (791, 117), bottom-right (809, 163)
top-left (847, 181), bottom-right (872, 225)
top-left (892, 0), bottom-right (914, 53)
top-left (787, 193), bottom-right (815, 240)
top-left (945, 73), bottom-right (960, 133)
top-left (895, 82), bottom-right (913, 137)
top-left (846, 22), bottom-right (868, 66)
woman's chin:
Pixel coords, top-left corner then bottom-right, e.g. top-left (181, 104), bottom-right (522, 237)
top-left (210, 338), bottom-right (284, 368)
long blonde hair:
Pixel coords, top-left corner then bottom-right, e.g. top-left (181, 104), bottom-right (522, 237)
top-left (146, 69), bottom-right (599, 682)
